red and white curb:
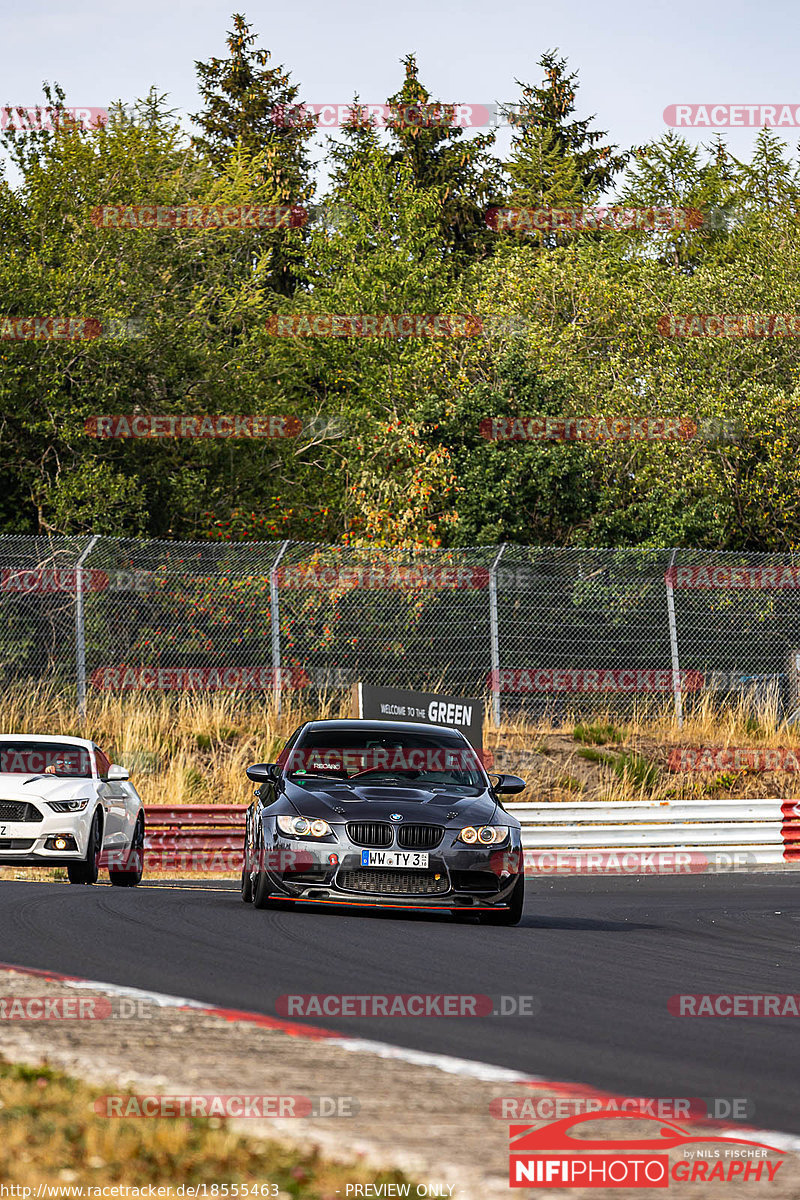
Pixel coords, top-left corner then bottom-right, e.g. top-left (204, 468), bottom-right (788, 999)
top-left (2, 960), bottom-right (799, 1154)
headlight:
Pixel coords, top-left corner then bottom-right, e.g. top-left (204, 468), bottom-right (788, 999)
top-left (457, 825), bottom-right (509, 846)
top-left (277, 815), bottom-right (332, 839)
top-left (46, 799), bottom-right (90, 812)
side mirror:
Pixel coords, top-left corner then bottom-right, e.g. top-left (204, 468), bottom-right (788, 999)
top-left (246, 763), bottom-right (278, 783)
top-left (107, 764), bottom-right (130, 781)
top-left (490, 773), bottom-right (526, 795)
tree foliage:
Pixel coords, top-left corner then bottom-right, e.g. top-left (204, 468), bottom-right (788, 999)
top-left (3, 20), bottom-right (800, 552)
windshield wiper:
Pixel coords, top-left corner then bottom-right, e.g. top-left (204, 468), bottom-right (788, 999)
top-left (289, 772), bottom-right (352, 782)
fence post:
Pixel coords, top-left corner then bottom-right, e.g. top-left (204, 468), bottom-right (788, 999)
top-left (75, 535), bottom-right (99, 719)
top-left (665, 548), bottom-right (684, 729)
top-left (489, 544), bottom-right (507, 727)
top-left (270, 540), bottom-right (291, 715)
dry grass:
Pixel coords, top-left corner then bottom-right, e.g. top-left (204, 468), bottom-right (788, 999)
top-left (0, 683), bottom-right (345, 809)
top-left (0, 1057), bottom-right (412, 1195)
top-left (1, 684), bottom-right (799, 816)
top-left (483, 693), bottom-right (800, 803)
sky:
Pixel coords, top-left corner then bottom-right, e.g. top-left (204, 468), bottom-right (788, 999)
top-left (2, 0), bottom-right (800, 192)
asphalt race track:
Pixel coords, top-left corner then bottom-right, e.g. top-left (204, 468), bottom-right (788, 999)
top-left (2, 873), bottom-right (800, 1134)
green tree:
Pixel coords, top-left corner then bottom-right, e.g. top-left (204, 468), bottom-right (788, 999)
top-left (384, 55), bottom-right (504, 262)
top-left (192, 13), bottom-right (316, 293)
top-left (503, 50), bottom-right (626, 216)
top-left (266, 146), bottom-right (466, 545)
top-left (615, 132), bottom-right (738, 269)
top-left (0, 90), bottom-right (329, 538)
top-left (192, 12), bottom-right (315, 195)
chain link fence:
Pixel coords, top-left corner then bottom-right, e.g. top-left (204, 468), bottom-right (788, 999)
top-left (2, 535), bottom-right (800, 724)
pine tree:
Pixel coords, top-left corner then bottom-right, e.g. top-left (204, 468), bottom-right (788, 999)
top-left (192, 14), bottom-right (317, 293)
top-left (737, 127), bottom-right (800, 216)
top-left (383, 54), bottom-right (504, 260)
top-left (504, 51), bottom-right (627, 206)
top-left (616, 132), bottom-right (737, 268)
top-left (192, 13), bottom-right (315, 203)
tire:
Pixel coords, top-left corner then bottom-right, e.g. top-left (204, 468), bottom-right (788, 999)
top-left (251, 866), bottom-right (275, 909)
top-left (109, 813), bottom-right (144, 887)
top-left (241, 817), bottom-right (254, 901)
top-left (479, 876), bottom-right (525, 926)
top-left (67, 809), bottom-right (102, 885)
top-left (250, 826), bottom-right (284, 910)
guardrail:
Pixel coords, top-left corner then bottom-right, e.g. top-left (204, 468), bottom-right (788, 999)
top-left (504, 799), bottom-right (800, 868)
top-left (144, 805), bottom-right (244, 868)
top-left (141, 800), bottom-right (800, 875)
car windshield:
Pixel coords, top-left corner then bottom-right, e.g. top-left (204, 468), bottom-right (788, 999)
top-left (0, 742), bottom-right (92, 777)
top-left (280, 727), bottom-right (487, 788)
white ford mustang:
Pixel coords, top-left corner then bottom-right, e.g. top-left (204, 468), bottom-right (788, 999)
top-left (0, 735), bottom-right (144, 885)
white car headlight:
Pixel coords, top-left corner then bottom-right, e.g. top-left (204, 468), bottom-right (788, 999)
top-left (457, 825), bottom-right (509, 846)
top-left (46, 799), bottom-right (90, 812)
top-left (277, 815), bottom-right (332, 839)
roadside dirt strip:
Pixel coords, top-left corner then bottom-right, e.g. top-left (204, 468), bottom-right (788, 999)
top-left (0, 964), bottom-right (799, 1200)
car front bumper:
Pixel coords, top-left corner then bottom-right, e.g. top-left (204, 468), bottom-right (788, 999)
top-left (0, 805), bottom-right (96, 866)
top-left (252, 821), bottom-right (523, 909)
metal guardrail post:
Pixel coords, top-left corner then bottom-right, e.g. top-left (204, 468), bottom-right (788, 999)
top-left (270, 540), bottom-right (291, 715)
top-left (666, 549), bottom-right (684, 729)
top-left (75, 535), bottom-right (99, 719)
top-left (489, 544), bottom-right (507, 727)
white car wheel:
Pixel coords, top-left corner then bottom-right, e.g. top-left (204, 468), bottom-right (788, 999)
top-left (67, 809), bottom-right (102, 885)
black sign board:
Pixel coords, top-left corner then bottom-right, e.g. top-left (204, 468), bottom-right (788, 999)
top-left (355, 683), bottom-right (483, 748)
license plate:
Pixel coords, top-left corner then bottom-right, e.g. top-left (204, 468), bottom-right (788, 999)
top-left (361, 850), bottom-right (429, 868)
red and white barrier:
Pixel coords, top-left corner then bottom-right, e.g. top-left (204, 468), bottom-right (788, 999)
top-left (505, 799), bottom-right (800, 870)
top-left (140, 800), bottom-right (800, 876)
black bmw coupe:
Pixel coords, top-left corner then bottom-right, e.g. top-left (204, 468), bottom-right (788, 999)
top-left (241, 718), bottom-right (526, 923)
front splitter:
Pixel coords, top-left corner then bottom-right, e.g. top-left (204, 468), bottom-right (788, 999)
top-left (268, 894), bottom-right (506, 912)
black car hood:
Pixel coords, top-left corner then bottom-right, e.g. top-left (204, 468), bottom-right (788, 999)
top-left (281, 779), bottom-right (504, 826)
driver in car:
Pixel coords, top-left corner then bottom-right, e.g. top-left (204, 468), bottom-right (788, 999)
top-left (44, 754), bottom-right (81, 776)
